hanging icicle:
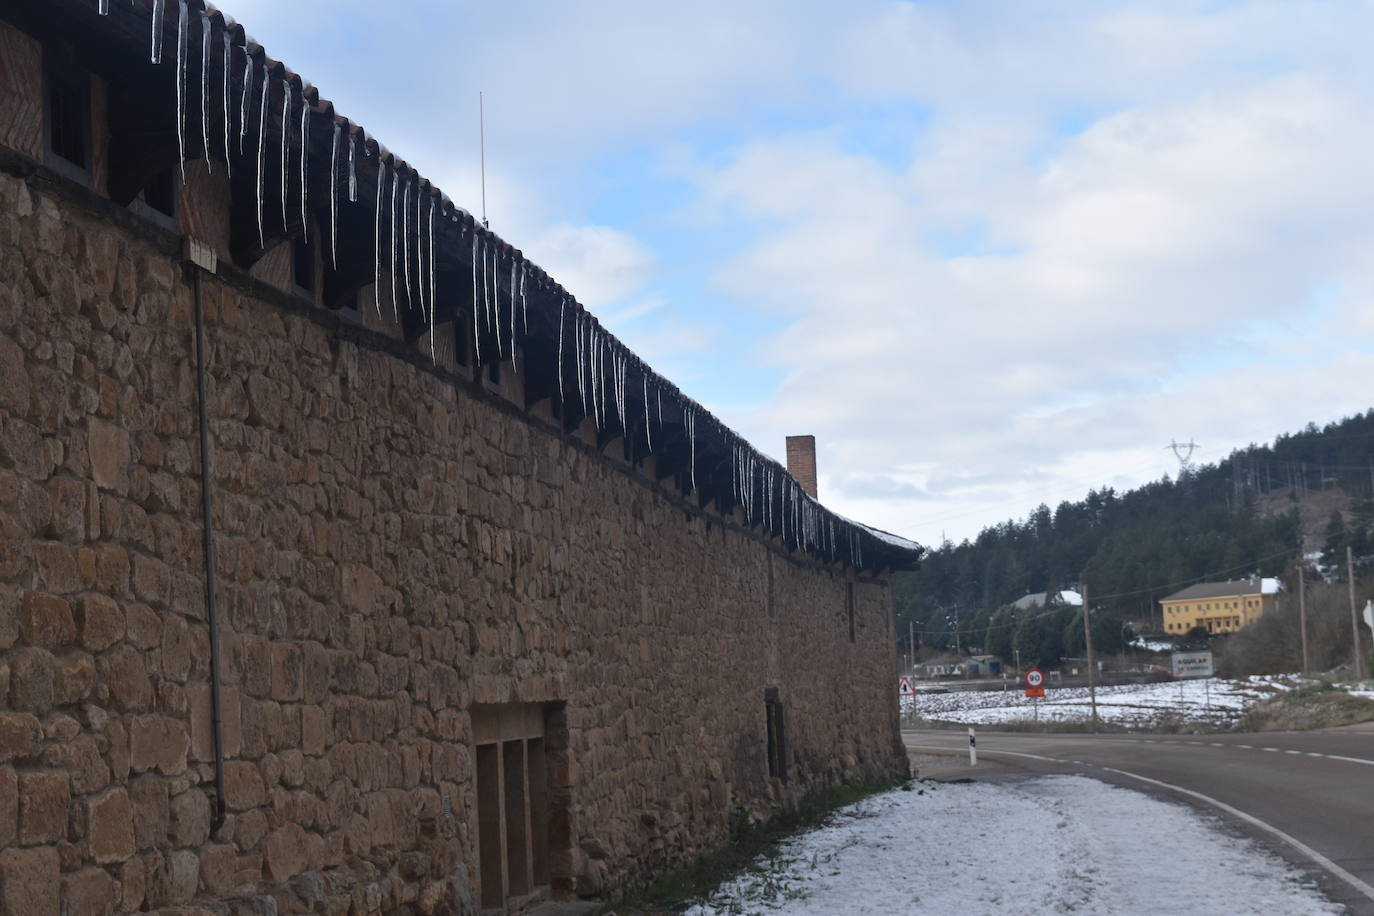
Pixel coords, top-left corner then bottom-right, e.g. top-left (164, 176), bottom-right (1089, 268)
top-left (279, 81), bottom-right (290, 228)
top-left (99, 0), bottom-right (109, 14)
top-left (239, 53), bottom-right (253, 155)
top-left (427, 195), bottom-right (437, 359)
top-left (574, 313), bottom-right (587, 414)
top-left (198, 12), bottom-right (211, 175)
top-left (174, 0), bottom-right (188, 181)
top-left (299, 93), bottom-right (310, 243)
top-left (329, 122), bottom-right (340, 268)
top-left (402, 178), bottom-right (413, 309)
top-left (520, 267), bottom-right (529, 333)
top-left (508, 259), bottom-right (518, 370)
top-left (151, 0), bottom-right (165, 64)
top-left (556, 299), bottom-right (566, 406)
top-left (642, 374), bottom-right (651, 451)
top-left (221, 29), bottom-right (232, 178)
top-left (255, 68), bottom-right (268, 248)
top-left (686, 409), bottom-right (697, 491)
top-left (347, 129), bottom-right (358, 201)
top-left (469, 235), bottom-right (481, 364)
top-left (373, 157), bottom-right (385, 318)
top-left (388, 167), bottom-right (399, 320)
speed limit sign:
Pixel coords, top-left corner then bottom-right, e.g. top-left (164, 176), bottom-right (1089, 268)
top-left (1025, 668), bottom-right (1045, 689)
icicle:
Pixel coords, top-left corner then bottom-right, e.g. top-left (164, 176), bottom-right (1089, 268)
top-left (299, 94), bottom-right (310, 243)
top-left (329, 122), bottom-right (340, 268)
top-left (347, 131), bottom-right (358, 202)
top-left (575, 314), bottom-right (587, 413)
top-left (99, 0), bottom-right (109, 14)
top-left (388, 167), bottom-right (399, 320)
top-left (199, 13), bottom-right (212, 175)
top-left (470, 235), bottom-right (481, 364)
top-left (239, 54), bottom-right (253, 155)
top-left (174, 0), bottom-right (188, 181)
top-left (151, 0), bottom-right (165, 64)
top-left (402, 178), bottom-right (413, 309)
top-left (480, 240), bottom-right (491, 336)
top-left (427, 195), bottom-right (437, 359)
top-left (490, 248), bottom-right (503, 356)
top-left (255, 69), bottom-right (268, 248)
top-left (279, 81), bottom-right (290, 227)
top-left (221, 29), bottom-right (232, 178)
top-left (520, 267), bottom-right (529, 333)
top-left (643, 374), bottom-right (651, 450)
top-left (415, 181), bottom-right (424, 322)
top-left (556, 299), bottom-right (566, 406)
top-left (373, 158), bottom-right (385, 317)
top-left (508, 259), bottom-right (518, 370)
top-left (686, 409), bottom-right (697, 491)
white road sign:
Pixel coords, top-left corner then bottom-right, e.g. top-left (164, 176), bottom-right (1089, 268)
top-left (1171, 650), bottom-right (1214, 679)
top-left (1025, 668), bottom-right (1045, 688)
top-left (1363, 600), bottom-right (1373, 632)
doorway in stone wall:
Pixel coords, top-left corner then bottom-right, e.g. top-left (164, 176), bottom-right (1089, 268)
top-left (472, 703), bottom-right (568, 912)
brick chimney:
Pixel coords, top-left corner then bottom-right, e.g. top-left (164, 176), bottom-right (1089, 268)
top-left (785, 435), bottom-right (818, 499)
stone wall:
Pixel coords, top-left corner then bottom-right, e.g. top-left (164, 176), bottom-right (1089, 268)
top-left (0, 158), bottom-right (906, 914)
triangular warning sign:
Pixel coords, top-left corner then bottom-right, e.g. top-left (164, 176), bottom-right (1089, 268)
top-left (898, 676), bottom-right (916, 697)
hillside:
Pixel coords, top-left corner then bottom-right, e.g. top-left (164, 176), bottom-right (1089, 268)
top-left (894, 410), bottom-right (1374, 663)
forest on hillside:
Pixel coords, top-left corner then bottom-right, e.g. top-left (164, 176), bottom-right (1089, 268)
top-left (894, 410), bottom-right (1374, 666)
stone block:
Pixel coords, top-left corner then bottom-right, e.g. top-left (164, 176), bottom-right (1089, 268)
top-left (118, 856), bottom-right (146, 913)
top-left (129, 715), bottom-right (188, 775)
top-left (223, 761), bottom-right (265, 812)
top-left (61, 866), bottom-right (115, 916)
top-left (129, 775), bottom-right (168, 851)
top-left (269, 643), bottom-right (302, 702)
top-left (188, 683), bottom-right (241, 762)
top-left (19, 592), bottom-right (75, 648)
top-left (300, 705), bottom-right (327, 757)
top-left (88, 787), bottom-right (136, 864)
top-left (87, 417), bottom-right (130, 493)
top-left (33, 542), bottom-right (80, 595)
top-left (262, 822), bottom-right (309, 883)
top-left (0, 846), bottom-right (59, 916)
top-left (10, 647), bottom-right (54, 713)
top-left (131, 554), bottom-right (169, 606)
top-left (0, 713), bottom-right (41, 762)
top-left (18, 771), bottom-right (68, 845)
top-left (198, 843), bottom-right (237, 895)
top-left (99, 645), bottom-right (150, 712)
top-left (92, 543), bottom-right (130, 593)
top-left (170, 788), bottom-right (210, 847)
top-left (168, 849), bottom-right (198, 904)
top-left (0, 334), bottom-right (29, 416)
top-left (123, 603), bottom-right (160, 649)
top-left (54, 651), bottom-right (95, 705)
top-left (0, 767), bottom-right (15, 847)
top-left (76, 593), bottom-right (124, 651)
top-left (160, 614), bottom-right (191, 681)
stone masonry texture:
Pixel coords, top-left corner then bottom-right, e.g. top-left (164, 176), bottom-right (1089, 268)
top-left (0, 153), bottom-right (907, 911)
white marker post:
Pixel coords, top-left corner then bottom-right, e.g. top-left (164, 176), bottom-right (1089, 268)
top-left (968, 727), bottom-right (976, 767)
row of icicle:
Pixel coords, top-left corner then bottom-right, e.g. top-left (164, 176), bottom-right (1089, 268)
top-left (101, 0), bottom-right (888, 571)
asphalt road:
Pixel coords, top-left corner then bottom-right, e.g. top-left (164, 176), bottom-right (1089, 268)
top-left (904, 724), bottom-right (1374, 915)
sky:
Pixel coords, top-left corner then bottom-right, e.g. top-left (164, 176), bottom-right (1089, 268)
top-left (215, 0), bottom-right (1374, 548)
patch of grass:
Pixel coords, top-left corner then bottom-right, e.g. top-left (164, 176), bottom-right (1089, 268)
top-left (610, 777), bottom-right (907, 915)
top-left (1234, 685), bottom-right (1374, 732)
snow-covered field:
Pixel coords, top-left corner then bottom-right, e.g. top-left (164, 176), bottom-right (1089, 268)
top-left (685, 776), bottom-right (1340, 915)
top-left (903, 675), bottom-right (1305, 729)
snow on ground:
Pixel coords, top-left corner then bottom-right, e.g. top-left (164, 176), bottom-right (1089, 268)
top-left (685, 776), bottom-right (1339, 916)
top-left (902, 675), bottom-right (1305, 729)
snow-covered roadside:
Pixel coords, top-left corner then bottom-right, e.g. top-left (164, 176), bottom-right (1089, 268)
top-left (685, 776), bottom-right (1339, 916)
top-left (902, 675), bottom-right (1306, 729)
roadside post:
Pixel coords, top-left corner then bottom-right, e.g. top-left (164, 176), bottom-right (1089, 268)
top-left (968, 727), bottom-right (976, 766)
top-left (1025, 668), bottom-right (1046, 723)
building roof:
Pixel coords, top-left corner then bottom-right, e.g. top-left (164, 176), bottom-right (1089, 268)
top-left (1160, 579), bottom-right (1279, 603)
top-left (24, 0), bottom-right (924, 573)
top-left (1011, 589), bottom-right (1083, 610)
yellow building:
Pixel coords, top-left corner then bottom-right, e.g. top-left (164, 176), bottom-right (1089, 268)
top-left (1160, 579), bottom-right (1278, 635)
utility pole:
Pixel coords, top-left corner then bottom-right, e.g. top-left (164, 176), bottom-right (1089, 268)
top-left (1298, 564), bottom-right (1310, 676)
top-left (1082, 577), bottom-right (1098, 728)
top-left (908, 619), bottom-right (914, 675)
top-left (1349, 546), bottom-right (1366, 682)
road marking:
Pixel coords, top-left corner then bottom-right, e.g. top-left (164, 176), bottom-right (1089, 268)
top-left (1324, 754), bottom-right (1374, 767)
top-left (1237, 744), bottom-right (1253, 749)
top-left (1209, 742), bottom-right (1225, 747)
top-left (903, 740), bottom-right (1374, 905)
top-left (1261, 747), bottom-right (1280, 752)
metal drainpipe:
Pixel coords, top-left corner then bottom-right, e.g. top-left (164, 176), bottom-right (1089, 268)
top-left (187, 241), bottom-right (227, 832)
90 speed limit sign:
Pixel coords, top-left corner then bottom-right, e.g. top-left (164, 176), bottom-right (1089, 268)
top-left (1024, 668), bottom-right (1045, 689)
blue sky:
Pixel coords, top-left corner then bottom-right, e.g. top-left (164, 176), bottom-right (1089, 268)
top-left (218, 0), bottom-right (1374, 547)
